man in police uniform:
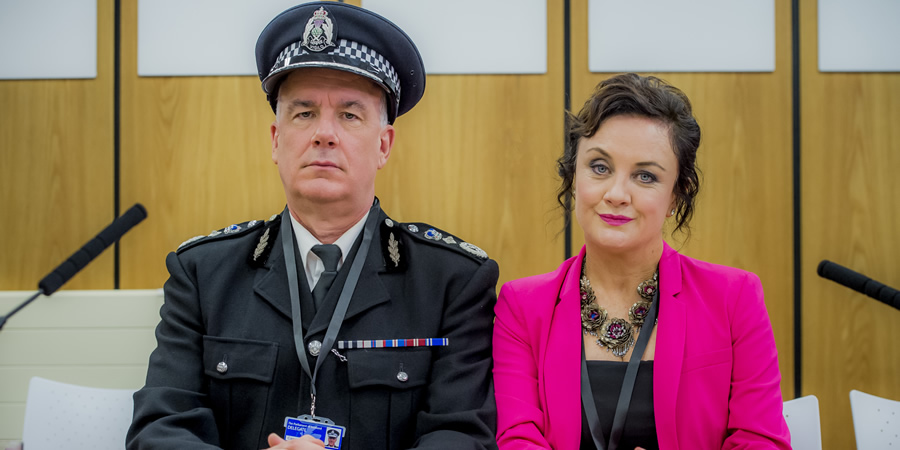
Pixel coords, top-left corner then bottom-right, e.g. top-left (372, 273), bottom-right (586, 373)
top-left (126, 3), bottom-right (498, 450)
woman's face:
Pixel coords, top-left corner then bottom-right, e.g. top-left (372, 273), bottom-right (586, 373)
top-left (574, 115), bottom-right (679, 254)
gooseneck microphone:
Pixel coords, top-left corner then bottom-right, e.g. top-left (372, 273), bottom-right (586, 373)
top-left (0, 204), bottom-right (147, 331)
top-left (817, 260), bottom-right (900, 311)
top-left (38, 204), bottom-right (148, 295)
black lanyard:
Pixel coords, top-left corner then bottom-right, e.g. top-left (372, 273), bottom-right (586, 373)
top-left (580, 287), bottom-right (659, 450)
top-left (280, 200), bottom-right (380, 417)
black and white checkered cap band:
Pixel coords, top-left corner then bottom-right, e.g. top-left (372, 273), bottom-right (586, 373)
top-left (270, 39), bottom-right (400, 100)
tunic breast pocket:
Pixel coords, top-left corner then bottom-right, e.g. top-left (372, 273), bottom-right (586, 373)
top-left (346, 348), bottom-right (432, 448)
top-left (202, 335), bottom-right (279, 444)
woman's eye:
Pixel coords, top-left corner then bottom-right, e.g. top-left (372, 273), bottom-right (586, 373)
top-left (591, 164), bottom-right (609, 175)
top-left (638, 172), bottom-right (657, 183)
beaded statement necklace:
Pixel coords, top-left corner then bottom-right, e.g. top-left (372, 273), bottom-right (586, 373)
top-left (580, 260), bottom-right (658, 357)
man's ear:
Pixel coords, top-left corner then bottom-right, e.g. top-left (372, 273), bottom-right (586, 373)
top-left (270, 122), bottom-right (279, 164)
top-left (377, 125), bottom-right (394, 169)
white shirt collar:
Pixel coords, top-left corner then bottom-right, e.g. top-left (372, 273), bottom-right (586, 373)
top-left (289, 211), bottom-right (370, 288)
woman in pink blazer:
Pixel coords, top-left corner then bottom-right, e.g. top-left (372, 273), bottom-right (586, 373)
top-left (493, 74), bottom-right (790, 450)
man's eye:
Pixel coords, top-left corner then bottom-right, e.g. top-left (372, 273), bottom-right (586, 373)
top-left (343, 112), bottom-right (358, 120)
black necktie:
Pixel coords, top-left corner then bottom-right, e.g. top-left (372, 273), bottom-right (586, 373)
top-left (311, 244), bottom-right (341, 310)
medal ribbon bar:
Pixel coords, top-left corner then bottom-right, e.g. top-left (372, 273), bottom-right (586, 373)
top-left (336, 338), bottom-right (449, 349)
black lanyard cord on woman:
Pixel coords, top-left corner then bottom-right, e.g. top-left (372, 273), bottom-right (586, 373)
top-left (280, 200), bottom-right (380, 417)
top-left (580, 288), bottom-right (659, 450)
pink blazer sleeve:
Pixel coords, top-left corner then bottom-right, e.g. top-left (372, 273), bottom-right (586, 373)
top-left (493, 282), bottom-right (553, 449)
top-left (722, 272), bottom-right (791, 449)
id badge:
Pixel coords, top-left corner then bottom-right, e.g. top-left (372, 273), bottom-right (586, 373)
top-left (284, 414), bottom-right (346, 449)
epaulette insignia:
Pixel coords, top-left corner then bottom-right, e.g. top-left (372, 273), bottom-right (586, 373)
top-left (459, 241), bottom-right (489, 259)
top-left (177, 219), bottom-right (265, 254)
top-left (398, 221), bottom-right (489, 262)
top-left (380, 218), bottom-right (407, 273)
top-left (177, 234), bottom-right (206, 251)
top-left (247, 214), bottom-right (282, 268)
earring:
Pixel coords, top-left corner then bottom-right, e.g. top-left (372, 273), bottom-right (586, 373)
top-left (669, 209), bottom-right (676, 217)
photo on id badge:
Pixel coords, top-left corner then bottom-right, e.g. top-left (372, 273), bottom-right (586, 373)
top-left (325, 427), bottom-right (343, 448)
top-left (284, 415), bottom-right (345, 449)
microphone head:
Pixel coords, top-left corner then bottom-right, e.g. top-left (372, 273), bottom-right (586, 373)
top-left (817, 260), bottom-right (832, 277)
top-left (123, 203), bottom-right (148, 225)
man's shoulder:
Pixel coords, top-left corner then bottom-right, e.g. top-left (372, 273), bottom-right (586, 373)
top-left (378, 215), bottom-right (492, 273)
top-left (174, 214), bottom-right (281, 264)
top-left (173, 210), bottom-right (495, 274)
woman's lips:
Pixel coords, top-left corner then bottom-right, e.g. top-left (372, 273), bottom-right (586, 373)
top-left (599, 214), bottom-right (633, 226)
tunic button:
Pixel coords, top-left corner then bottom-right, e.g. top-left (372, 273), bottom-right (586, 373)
top-left (216, 361), bottom-right (228, 373)
top-left (308, 340), bottom-right (322, 357)
top-left (396, 371), bottom-right (409, 382)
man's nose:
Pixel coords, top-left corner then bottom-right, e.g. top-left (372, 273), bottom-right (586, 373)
top-left (312, 116), bottom-right (339, 147)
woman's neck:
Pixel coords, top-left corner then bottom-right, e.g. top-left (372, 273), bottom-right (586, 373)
top-left (582, 239), bottom-right (663, 300)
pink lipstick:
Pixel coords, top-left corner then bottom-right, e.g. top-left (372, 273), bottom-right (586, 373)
top-left (599, 214), bottom-right (633, 226)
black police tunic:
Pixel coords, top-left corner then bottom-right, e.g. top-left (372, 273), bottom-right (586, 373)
top-left (127, 208), bottom-right (499, 450)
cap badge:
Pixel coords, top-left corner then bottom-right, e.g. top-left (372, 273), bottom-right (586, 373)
top-left (301, 7), bottom-right (336, 52)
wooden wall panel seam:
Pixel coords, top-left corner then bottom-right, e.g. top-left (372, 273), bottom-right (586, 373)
top-left (114, 0), bottom-right (122, 289)
top-left (791, 0), bottom-right (802, 400)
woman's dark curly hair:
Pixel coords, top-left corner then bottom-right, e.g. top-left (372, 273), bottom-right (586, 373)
top-left (558, 73), bottom-right (701, 236)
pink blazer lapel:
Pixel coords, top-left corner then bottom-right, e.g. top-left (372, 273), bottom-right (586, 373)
top-left (542, 248), bottom-right (584, 449)
top-left (653, 242), bottom-right (686, 450)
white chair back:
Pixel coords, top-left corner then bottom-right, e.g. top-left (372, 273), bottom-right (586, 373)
top-left (22, 377), bottom-right (137, 450)
top-left (782, 395), bottom-right (823, 450)
top-left (850, 389), bottom-right (900, 450)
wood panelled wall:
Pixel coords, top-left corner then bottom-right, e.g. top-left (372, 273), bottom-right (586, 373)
top-left (0, 0), bottom-right (115, 291)
top-left (1, 1), bottom-right (898, 448)
top-left (569, 0), bottom-right (795, 401)
top-left (800, 0), bottom-right (900, 448)
top-left (119, 0), bottom-right (565, 288)
top-left (118, 1), bottom-right (285, 287)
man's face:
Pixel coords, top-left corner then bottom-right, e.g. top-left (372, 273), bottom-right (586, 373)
top-left (270, 68), bottom-right (393, 208)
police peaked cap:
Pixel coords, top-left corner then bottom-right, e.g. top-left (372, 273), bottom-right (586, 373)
top-left (256, 2), bottom-right (426, 124)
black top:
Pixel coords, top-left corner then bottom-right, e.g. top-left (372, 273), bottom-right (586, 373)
top-left (581, 360), bottom-right (659, 450)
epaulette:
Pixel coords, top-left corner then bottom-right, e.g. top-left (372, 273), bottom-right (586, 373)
top-left (176, 218), bottom-right (268, 254)
top-left (380, 218), bottom-right (489, 272)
